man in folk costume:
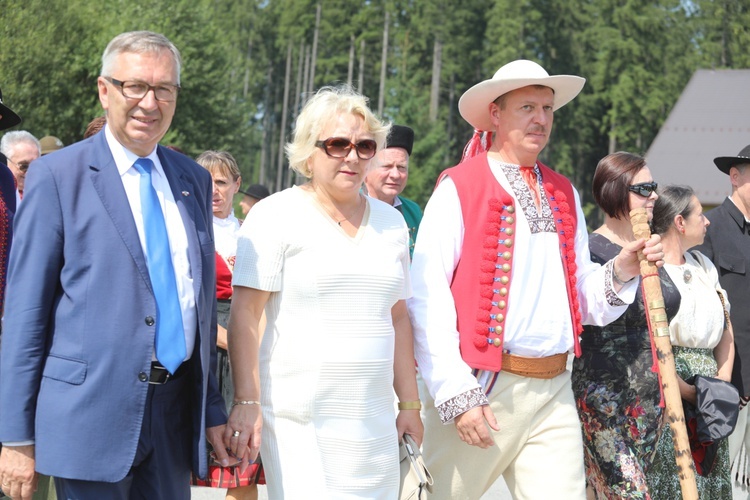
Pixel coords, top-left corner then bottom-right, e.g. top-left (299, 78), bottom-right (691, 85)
top-left (364, 124), bottom-right (422, 259)
top-left (408, 60), bottom-right (665, 498)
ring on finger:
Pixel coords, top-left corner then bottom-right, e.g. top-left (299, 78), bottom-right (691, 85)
top-left (232, 430), bottom-right (241, 437)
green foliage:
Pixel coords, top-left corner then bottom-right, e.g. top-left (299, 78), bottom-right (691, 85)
top-left (0, 0), bottom-right (747, 219)
top-left (695, 0), bottom-right (750, 67)
top-left (0, 0), bottom-right (103, 143)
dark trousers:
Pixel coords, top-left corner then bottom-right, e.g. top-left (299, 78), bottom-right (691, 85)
top-left (54, 371), bottom-right (193, 499)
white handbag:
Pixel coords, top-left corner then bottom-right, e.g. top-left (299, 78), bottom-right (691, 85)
top-left (399, 434), bottom-right (434, 500)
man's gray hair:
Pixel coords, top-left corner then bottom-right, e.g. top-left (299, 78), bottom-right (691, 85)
top-left (1, 130), bottom-right (40, 157)
top-left (101, 31), bottom-right (182, 84)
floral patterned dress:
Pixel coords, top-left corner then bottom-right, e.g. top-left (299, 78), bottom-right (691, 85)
top-left (572, 233), bottom-right (680, 499)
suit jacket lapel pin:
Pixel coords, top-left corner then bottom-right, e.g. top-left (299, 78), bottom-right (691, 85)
top-left (182, 191), bottom-right (190, 197)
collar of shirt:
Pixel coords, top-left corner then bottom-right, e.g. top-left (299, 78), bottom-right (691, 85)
top-left (104, 125), bottom-right (166, 181)
top-left (726, 196), bottom-right (750, 227)
top-left (213, 214), bottom-right (240, 258)
top-left (363, 186), bottom-right (402, 208)
top-left (213, 213), bottom-right (239, 228)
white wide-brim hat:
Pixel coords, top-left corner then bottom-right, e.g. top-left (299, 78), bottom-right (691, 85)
top-left (458, 59), bottom-right (586, 132)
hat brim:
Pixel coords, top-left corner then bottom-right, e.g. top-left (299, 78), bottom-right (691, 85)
top-left (458, 75), bottom-right (586, 131)
top-left (0, 103), bottom-right (22, 131)
top-left (239, 186), bottom-right (270, 200)
top-left (714, 156), bottom-right (750, 175)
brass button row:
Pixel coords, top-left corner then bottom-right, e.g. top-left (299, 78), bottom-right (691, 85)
top-left (487, 203), bottom-right (516, 349)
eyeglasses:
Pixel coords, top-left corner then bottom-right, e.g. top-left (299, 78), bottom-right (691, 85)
top-left (105, 77), bottom-right (180, 102)
top-left (7, 158), bottom-right (30, 172)
top-left (628, 182), bottom-right (658, 197)
top-left (315, 137), bottom-right (377, 160)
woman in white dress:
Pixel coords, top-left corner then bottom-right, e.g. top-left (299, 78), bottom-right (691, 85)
top-left (646, 185), bottom-right (735, 498)
top-left (225, 86), bottom-right (423, 498)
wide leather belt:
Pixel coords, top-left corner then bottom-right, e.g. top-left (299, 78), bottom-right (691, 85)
top-left (501, 352), bottom-right (567, 379)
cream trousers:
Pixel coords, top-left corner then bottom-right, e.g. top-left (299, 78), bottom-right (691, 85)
top-left (419, 369), bottom-right (586, 499)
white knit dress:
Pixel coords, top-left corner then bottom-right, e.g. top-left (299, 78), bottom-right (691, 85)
top-left (233, 186), bottom-right (411, 498)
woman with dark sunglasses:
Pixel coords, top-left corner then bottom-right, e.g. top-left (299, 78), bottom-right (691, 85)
top-left (572, 152), bottom-right (679, 499)
top-left (225, 85), bottom-right (422, 498)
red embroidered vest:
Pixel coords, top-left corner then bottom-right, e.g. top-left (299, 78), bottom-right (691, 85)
top-left (439, 153), bottom-right (583, 371)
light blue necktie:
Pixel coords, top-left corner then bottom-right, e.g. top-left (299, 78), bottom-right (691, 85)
top-left (133, 158), bottom-right (186, 374)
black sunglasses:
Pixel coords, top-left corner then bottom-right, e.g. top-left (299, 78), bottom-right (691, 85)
top-left (315, 137), bottom-right (377, 160)
top-left (628, 182), bottom-right (658, 197)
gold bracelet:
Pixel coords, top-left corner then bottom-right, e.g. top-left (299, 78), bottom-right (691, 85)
top-left (232, 400), bottom-right (261, 407)
top-left (398, 400), bottom-right (421, 411)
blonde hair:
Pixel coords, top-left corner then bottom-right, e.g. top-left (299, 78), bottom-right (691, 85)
top-left (286, 85), bottom-right (390, 178)
top-left (196, 150), bottom-right (241, 181)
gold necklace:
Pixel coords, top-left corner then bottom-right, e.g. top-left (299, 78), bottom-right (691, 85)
top-left (314, 190), bottom-right (365, 226)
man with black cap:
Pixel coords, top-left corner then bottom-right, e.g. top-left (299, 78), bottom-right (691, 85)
top-left (238, 183), bottom-right (270, 216)
top-left (0, 87), bottom-right (21, 133)
top-left (0, 86), bottom-right (21, 325)
top-left (408, 60), bottom-right (664, 499)
top-left (364, 124), bottom-right (422, 258)
top-left (695, 144), bottom-right (750, 476)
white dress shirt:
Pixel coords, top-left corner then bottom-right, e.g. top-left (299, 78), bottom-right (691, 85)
top-left (213, 214), bottom-right (240, 259)
top-left (105, 126), bottom-right (196, 361)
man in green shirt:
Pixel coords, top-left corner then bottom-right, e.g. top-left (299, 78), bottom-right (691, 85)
top-left (364, 124), bottom-right (422, 258)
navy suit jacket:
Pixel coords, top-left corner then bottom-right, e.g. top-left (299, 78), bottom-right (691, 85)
top-left (0, 131), bottom-right (226, 481)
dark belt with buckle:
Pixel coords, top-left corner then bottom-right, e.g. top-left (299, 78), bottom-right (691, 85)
top-left (149, 361), bottom-right (188, 384)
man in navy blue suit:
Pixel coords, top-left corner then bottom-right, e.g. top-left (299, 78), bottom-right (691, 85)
top-left (0, 31), bottom-right (232, 499)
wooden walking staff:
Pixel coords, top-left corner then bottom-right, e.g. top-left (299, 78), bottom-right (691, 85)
top-left (630, 207), bottom-right (698, 500)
